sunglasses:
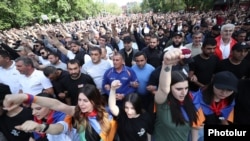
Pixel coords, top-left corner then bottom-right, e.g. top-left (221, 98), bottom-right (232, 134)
top-left (40, 52), bottom-right (46, 55)
top-left (34, 45), bottom-right (40, 47)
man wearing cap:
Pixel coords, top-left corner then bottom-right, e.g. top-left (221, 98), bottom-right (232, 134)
top-left (215, 42), bottom-right (250, 79)
top-left (240, 20), bottom-right (250, 41)
top-left (164, 31), bottom-right (185, 52)
top-left (119, 36), bottom-right (139, 67)
top-left (214, 23), bottom-right (237, 60)
top-left (15, 46), bottom-right (32, 57)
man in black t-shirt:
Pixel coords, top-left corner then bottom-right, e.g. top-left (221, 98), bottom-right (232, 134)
top-left (61, 59), bottom-right (96, 105)
top-left (215, 42), bottom-right (250, 79)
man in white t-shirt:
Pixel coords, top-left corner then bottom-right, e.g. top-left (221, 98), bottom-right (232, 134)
top-left (81, 47), bottom-right (111, 93)
top-left (0, 50), bottom-right (21, 94)
top-left (15, 56), bottom-right (54, 95)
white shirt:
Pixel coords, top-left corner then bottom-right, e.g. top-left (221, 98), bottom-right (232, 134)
top-left (117, 40), bottom-right (139, 50)
top-left (67, 50), bottom-right (91, 63)
top-left (81, 59), bottom-right (111, 91)
top-left (164, 44), bottom-right (185, 52)
top-left (38, 56), bottom-right (51, 65)
top-left (49, 61), bottom-right (67, 70)
top-left (219, 38), bottom-right (231, 59)
top-left (18, 69), bottom-right (52, 95)
top-left (0, 61), bottom-right (21, 94)
top-left (47, 121), bottom-right (80, 141)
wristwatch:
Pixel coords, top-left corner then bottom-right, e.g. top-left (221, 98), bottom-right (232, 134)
top-left (40, 123), bottom-right (49, 132)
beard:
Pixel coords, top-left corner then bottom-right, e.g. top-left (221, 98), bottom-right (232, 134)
top-left (42, 56), bottom-right (48, 59)
top-left (172, 42), bottom-right (182, 47)
top-left (70, 72), bottom-right (81, 80)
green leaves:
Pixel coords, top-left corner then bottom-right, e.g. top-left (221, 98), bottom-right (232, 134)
top-left (0, 0), bottom-right (123, 30)
top-left (141, 0), bottom-right (214, 13)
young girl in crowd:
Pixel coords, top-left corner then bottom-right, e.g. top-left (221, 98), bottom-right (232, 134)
top-left (154, 48), bottom-right (205, 141)
top-left (109, 80), bottom-right (154, 141)
top-left (3, 84), bottom-right (117, 141)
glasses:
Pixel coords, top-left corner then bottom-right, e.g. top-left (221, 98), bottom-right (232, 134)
top-left (34, 45), bottom-right (39, 48)
top-left (40, 52), bottom-right (46, 55)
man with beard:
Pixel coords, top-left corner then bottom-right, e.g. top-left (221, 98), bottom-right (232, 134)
top-left (141, 35), bottom-right (163, 68)
top-left (47, 52), bottom-right (67, 70)
top-left (61, 59), bottom-right (96, 105)
top-left (119, 36), bottom-right (138, 67)
top-left (215, 42), bottom-right (250, 79)
top-left (157, 27), bottom-right (170, 51)
top-left (37, 48), bottom-right (51, 65)
top-left (188, 38), bottom-right (219, 91)
top-left (164, 32), bottom-right (185, 52)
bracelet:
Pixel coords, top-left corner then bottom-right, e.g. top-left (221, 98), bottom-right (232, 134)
top-left (24, 94), bottom-right (34, 105)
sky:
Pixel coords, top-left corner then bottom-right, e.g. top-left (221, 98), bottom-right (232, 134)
top-left (102, 0), bottom-right (142, 6)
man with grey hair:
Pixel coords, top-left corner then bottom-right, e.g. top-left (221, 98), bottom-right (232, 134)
top-left (215, 23), bottom-right (237, 60)
top-left (15, 56), bottom-right (54, 95)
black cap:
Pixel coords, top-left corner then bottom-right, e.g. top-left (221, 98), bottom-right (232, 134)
top-left (193, 25), bottom-right (200, 30)
top-left (232, 42), bottom-right (250, 51)
top-left (213, 71), bottom-right (238, 92)
top-left (69, 40), bottom-right (82, 46)
top-left (212, 25), bottom-right (221, 31)
top-left (172, 32), bottom-right (183, 38)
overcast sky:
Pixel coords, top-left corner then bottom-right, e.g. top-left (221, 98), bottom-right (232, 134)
top-left (102, 0), bottom-right (142, 6)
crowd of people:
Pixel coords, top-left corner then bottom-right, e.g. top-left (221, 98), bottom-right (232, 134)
top-left (0, 7), bottom-right (250, 141)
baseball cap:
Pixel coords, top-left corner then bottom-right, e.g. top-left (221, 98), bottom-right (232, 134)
top-left (172, 32), bottom-right (183, 38)
top-left (193, 25), bottom-right (200, 30)
top-left (212, 25), bottom-right (221, 31)
top-left (213, 71), bottom-right (238, 92)
top-left (232, 42), bottom-right (250, 51)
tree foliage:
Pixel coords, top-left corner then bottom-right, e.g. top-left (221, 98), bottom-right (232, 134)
top-left (141, 0), bottom-right (214, 12)
top-left (0, 0), bottom-right (122, 30)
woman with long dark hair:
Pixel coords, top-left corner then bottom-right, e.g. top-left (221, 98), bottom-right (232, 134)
top-left (108, 80), bottom-right (154, 141)
top-left (154, 49), bottom-right (204, 141)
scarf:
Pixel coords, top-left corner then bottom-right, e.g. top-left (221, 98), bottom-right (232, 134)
top-left (34, 110), bottom-right (55, 138)
top-left (210, 99), bottom-right (228, 116)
